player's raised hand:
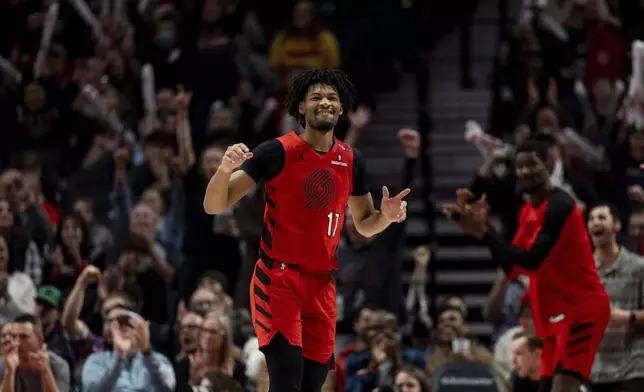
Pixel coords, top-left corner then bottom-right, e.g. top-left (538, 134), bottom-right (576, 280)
top-left (456, 188), bottom-right (489, 223)
top-left (381, 186), bottom-right (411, 223)
top-left (442, 201), bottom-right (487, 239)
top-left (220, 143), bottom-right (253, 173)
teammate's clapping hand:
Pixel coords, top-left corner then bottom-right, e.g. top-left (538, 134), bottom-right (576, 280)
top-left (220, 143), bottom-right (253, 173)
top-left (381, 186), bottom-right (411, 223)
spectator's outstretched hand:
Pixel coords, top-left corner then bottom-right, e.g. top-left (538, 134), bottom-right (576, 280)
top-left (398, 128), bottom-right (420, 158)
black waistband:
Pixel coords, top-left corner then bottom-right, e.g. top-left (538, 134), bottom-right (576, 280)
top-left (258, 249), bottom-right (333, 275)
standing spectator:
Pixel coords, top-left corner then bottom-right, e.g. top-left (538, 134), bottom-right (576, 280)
top-left (588, 204), bottom-right (644, 391)
top-left (269, 0), bottom-right (340, 87)
top-left (34, 285), bottom-right (75, 373)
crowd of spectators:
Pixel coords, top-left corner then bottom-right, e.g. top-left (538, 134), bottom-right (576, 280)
top-left (0, 0), bottom-right (452, 392)
top-left (13, 0), bottom-right (644, 392)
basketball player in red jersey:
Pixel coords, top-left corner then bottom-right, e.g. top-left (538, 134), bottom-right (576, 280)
top-left (443, 138), bottom-right (609, 392)
top-left (203, 69), bottom-right (410, 392)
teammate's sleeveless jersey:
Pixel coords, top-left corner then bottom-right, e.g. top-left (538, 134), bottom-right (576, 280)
top-left (259, 131), bottom-right (354, 272)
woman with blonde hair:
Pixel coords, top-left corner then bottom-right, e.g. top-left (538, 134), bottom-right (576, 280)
top-left (180, 312), bottom-right (247, 390)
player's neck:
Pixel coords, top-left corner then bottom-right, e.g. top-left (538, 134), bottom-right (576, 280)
top-left (300, 127), bottom-right (334, 152)
top-left (596, 242), bottom-right (620, 267)
top-left (529, 183), bottom-right (554, 205)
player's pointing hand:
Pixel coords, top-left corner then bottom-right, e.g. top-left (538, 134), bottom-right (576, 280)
top-left (221, 143), bottom-right (253, 173)
top-left (381, 186), bottom-right (411, 223)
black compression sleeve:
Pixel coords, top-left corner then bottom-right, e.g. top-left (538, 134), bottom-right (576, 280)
top-left (239, 139), bottom-right (285, 183)
top-left (351, 148), bottom-right (369, 196)
top-left (481, 189), bottom-right (575, 272)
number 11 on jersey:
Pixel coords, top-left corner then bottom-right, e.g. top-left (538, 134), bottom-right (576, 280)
top-left (327, 212), bottom-right (340, 237)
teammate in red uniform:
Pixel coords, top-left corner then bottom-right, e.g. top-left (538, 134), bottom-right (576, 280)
top-left (442, 138), bottom-right (610, 392)
top-left (203, 69), bottom-right (410, 392)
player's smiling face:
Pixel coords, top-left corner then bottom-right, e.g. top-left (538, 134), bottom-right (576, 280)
top-left (514, 151), bottom-right (549, 193)
top-left (300, 83), bottom-right (343, 133)
top-left (587, 205), bottom-right (619, 247)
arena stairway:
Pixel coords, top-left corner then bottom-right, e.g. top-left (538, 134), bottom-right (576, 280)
top-left (355, 0), bottom-right (508, 346)
top-left (425, 0), bottom-right (505, 346)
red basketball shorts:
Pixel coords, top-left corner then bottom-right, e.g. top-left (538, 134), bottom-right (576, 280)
top-left (249, 257), bottom-right (336, 364)
top-left (539, 306), bottom-right (610, 380)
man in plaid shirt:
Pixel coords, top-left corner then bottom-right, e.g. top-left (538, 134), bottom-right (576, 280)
top-left (588, 204), bottom-right (644, 392)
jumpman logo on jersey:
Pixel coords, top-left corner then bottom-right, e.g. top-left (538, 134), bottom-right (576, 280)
top-left (297, 152), bottom-right (305, 162)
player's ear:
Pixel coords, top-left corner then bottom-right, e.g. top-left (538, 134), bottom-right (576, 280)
top-left (615, 219), bottom-right (622, 233)
top-left (338, 105), bottom-right (343, 117)
top-left (299, 102), bottom-right (305, 115)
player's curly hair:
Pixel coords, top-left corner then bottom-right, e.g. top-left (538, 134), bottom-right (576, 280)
top-left (284, 68), bottom-right (357, 127)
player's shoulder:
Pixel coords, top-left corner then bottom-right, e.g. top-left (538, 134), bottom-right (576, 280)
top-left (254, 139), bottom-right (285, 155)
top-left (546, 188), bottom-right (576, 211)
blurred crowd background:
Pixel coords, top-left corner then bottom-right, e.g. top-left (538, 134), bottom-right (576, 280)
top-left (1, 0), bottom-right (644, 392)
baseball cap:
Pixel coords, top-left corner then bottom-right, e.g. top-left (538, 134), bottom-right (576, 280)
top-left (36, 285), bottom-right (62, 309)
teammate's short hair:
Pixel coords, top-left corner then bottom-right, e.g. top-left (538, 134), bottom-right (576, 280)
top-left (515, 137), bottom-right (550, 164)
top-left (284, 68), bottom-right (357, 127)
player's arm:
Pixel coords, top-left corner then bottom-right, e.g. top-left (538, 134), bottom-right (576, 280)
top-left (481, 190), bottom-right (575, 274)
top-left (204, 140), bottom-right (284, 214)
top-left (347, 149), bottom-right (393, 238)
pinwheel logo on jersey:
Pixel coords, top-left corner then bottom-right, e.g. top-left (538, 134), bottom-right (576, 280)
top-left (304, 168), bottom-right (336, 210)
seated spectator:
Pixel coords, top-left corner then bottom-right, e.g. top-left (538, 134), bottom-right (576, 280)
top-left (0, 232), bottom-right (37, 323)
top-left (81, 307), bottom-right (176, 392)
top-left (493, 297), bottom-right (533, 383)
top-left (0, 314), bottom-right (70, 392)
top-left (394, 366), bottom-right (430, 392)
top-left (174, 311), bottom-right (204, 363)
top-left (345, 311), bottom-right (425, 392)
top-left (426, 307), bottom-right (496, 380)
top-left (509, 332), bottom-right (542, 392)
top-left (177, 312), bottom-right (246, 389)
top-left (178, 370), bottom-right (244, 392)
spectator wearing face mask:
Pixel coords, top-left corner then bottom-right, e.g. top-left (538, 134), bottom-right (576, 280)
top-left (0, 314), bottom-right (70, 392)
top-left (81, 308), bottom-right (176, 392)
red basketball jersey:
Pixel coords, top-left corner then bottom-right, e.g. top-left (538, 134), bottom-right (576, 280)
top-left (259, 131), bottom-right (354, 271)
